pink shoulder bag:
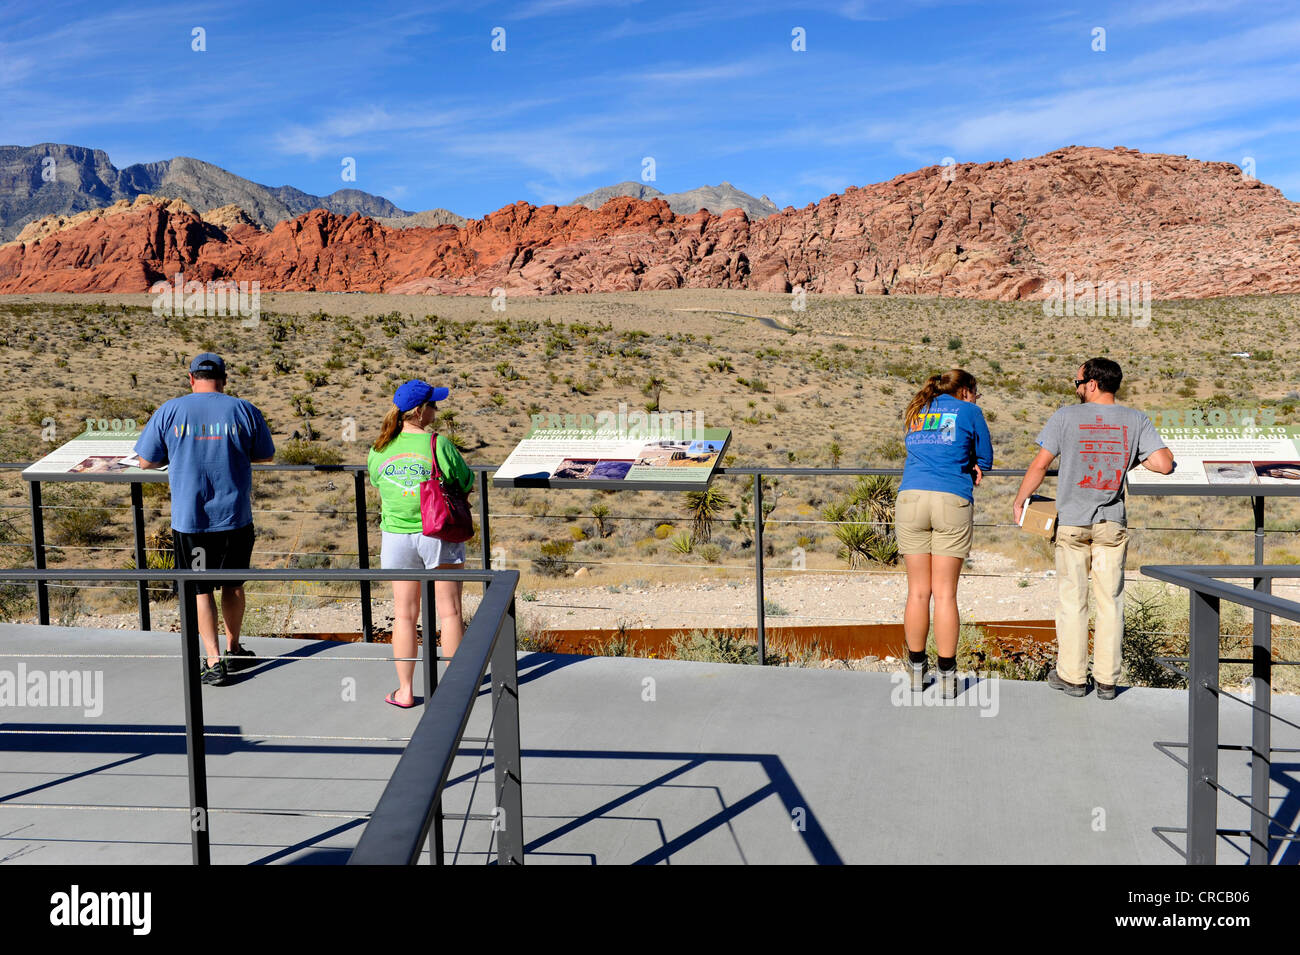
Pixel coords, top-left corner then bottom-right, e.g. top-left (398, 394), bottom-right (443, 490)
top-left (420, 433), bottom-right (474, 542)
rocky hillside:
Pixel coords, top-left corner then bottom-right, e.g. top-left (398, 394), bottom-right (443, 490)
top-left (370, 208), bottom-right (469, 229)
top-left (572, 180), bottom-right (779, 219)
top-left (0, 144), bottom-right (416, 239)
top-left (1, 146), bottom-right (1296, 299)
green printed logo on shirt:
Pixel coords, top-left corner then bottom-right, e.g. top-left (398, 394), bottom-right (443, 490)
top-left (377, 451), bottom-right (431, 496)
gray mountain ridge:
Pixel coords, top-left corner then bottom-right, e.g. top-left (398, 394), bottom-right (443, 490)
top-left (0, 143), bottom-right (467, 240)
top-left (570, 180), bottom-right (779, 219)
top-left (1, 144), bottom-right (774, 242)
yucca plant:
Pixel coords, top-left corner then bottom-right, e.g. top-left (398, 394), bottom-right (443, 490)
top-left (822, 475), bottom-right (899, 568)
top-left (591, 502), bottom-right (611, 538)
top-left (682, 484), bottom-right (732, 543)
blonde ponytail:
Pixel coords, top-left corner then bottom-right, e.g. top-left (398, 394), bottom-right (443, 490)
top-left (372, 404), bottom-right (427, 452)
top-left (903, 368), bottom-right (978, 431)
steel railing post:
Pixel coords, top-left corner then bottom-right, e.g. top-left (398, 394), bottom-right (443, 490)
top-left (355, 470), bottom-right (373, 642)
top-left (754, 472), bottom-right (766, 665)
top-left (491, 591), bottom-right (523, 864)
top-left (1249, 499), bottom-right (1272, 864)
top-left (422, 576), bottom-right (438, 697)
top-left (421, 574), bottom-right (444, 864)
top-left (177, 576), bottom-right (210, 865)
top-left (29, 479), bottom-right (49, 625)
top-left (1186, 587), bottom-right (1220, 865)
top-left (478, 469), bottom-right (492, 571)
top-left (130, 481), bottom-right (151, 631)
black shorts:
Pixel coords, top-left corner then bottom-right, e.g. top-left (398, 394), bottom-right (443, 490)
top-left (173, 524), bottom-right (256, 595)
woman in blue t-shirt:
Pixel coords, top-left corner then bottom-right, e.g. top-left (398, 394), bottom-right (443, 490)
top-left (896, 369), bottom-right (993, 698)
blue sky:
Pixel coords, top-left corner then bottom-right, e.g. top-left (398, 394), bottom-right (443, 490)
top-left (3, 0), bottom-right (1298, 217)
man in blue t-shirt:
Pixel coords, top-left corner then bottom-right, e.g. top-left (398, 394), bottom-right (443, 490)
top-left (135, 353), bottom-right (275, 686)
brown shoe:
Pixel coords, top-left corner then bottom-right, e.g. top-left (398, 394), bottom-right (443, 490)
top-left (1095, 680), bottom-right (1117, 701)
top-left (1047, 668), bottom-right (1086, 697)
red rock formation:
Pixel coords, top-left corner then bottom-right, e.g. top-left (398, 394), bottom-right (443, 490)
top-left (1, 146), bottom-right (1296, 299)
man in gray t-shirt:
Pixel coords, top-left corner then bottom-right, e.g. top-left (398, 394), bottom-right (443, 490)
top-left (1014, 358), bottom-right (1175, 698)
top-left (1035, 403), bottom-right (1166, 527)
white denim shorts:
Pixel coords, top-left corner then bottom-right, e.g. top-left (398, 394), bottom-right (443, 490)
top-left (380, 530), bottom-right (466, 570)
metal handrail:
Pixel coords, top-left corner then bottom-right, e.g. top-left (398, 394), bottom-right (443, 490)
top-left (0, 460), bottom-right (1062, 662)
top-left (4, 458), bottom-right (1293, 664)
top-left (0, 566), bottom-right (521, 866)
top-left (1140, 564), bottom-right (1300, 865)
top-left (350, 571), bottom-right (520, 865)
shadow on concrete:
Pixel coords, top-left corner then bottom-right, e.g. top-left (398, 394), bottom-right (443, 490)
top-left (448, 745), bottom-right (841, 865)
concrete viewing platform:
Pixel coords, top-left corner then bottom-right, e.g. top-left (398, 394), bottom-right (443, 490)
top-left (1, 623), bottom-right (1297, 865)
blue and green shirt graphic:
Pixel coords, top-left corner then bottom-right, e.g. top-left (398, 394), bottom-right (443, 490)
top-left (899, 393), bottom-right (993, 502)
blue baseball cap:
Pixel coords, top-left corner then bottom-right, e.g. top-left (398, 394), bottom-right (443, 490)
top-left (189, 352), bottom-right (226, 376)
top-left (393, 380), bottom-right (449, 412)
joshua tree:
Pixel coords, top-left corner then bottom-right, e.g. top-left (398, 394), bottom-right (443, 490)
top-left (683, 484), bottom-right (732, 544)
top-left (642, 375), bottom-right (666, 412)
top-left (591, 502), bottom-right (611, 538)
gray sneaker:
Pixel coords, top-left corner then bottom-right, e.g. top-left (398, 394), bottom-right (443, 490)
top-left (224, 645), bottom-right (256, 672)
top-left (1047, 668), bottom-right (1086, 697)
top-left (908, 659), bottom-right (929, 693)
top-left (200, 659), bottom-right (227, 686)
top-left (939, 667), bottom-right (958, 699)
top-left (1094, 679), bottom-right (1117, 701)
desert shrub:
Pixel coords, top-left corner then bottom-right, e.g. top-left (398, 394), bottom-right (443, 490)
top-left (669, 628), bottom-right (759, 665)
top-left (952, 623), bottom-right (1051, 681)
top-left (277, 440), bottom-right (343, 466)
top-left (654, 523), bottom-right (674, 540)
top-left (593, 622), bottom-right (640, 657)
top-left (516, 626), bottom-right (563, 653)
top-left (531, 539), bottom-right (573, 577)
top-left (699, 543), bottom-right (722, 563)
top-left (50, 585), bottom-right (83, 627)
top-left (124, 532), bottom-right (178, 600)
top-left (1123, 589), bottom-right (1188, 688)
top-left (51, 507), bottom-right (113, 546)
top-left (874, 438), bottom-right (906, 462)
top-left (0, 582), bottom-right (31, 620)
top-left (668, 532), bottom-right (693, 555)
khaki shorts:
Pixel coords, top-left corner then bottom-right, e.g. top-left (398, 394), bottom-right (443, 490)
top-left (895, 489), bottom-right (974, 559)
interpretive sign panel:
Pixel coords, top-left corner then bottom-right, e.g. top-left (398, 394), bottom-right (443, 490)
top-left (22, 428), bottom-right (166, 483)
top-left (493, 413), bottom-right (730, 490)
top-left (1127, 424), bottom-right (1300, 493)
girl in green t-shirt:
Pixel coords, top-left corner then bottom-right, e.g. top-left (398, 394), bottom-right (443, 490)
top-left (367, 380), bottom-right (474, 707)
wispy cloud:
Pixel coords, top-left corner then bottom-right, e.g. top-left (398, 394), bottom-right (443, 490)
top-left (511, 0), bottom-right (645, 20)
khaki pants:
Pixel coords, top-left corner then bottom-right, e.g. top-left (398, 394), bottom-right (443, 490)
top-left (1054, 521), bottom-right (1128, 686)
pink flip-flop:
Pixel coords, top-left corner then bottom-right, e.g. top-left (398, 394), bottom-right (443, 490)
top-left (385, 689), bottom-right (416, 708)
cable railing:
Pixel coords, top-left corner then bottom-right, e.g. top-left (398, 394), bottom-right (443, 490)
top-left (1140, 564), bottom-right (1300, 865)
top-left (3, 460), bottom-right (1297, 662)
top-left (0, 565), bottom-right (521, 866)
